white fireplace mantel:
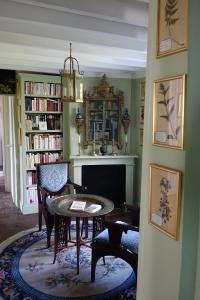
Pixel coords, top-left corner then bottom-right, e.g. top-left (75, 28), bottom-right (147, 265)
top-left (69, 155), bottom-right (138, 205)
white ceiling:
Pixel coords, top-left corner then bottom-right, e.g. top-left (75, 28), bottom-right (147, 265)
top-left (0, 0), bottom-right (148, 78)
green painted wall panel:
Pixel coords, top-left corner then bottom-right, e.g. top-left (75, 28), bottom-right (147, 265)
top-left (137, 0), bottom-right (188, 299)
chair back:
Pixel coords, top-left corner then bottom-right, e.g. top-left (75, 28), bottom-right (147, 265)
top-left (36, 161), bottom-right (69, 193)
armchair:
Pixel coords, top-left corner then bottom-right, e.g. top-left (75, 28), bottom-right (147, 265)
top-left (91, 220), bottom-right (139, 283)
top-left (36, 161), bottom-right (86, 247)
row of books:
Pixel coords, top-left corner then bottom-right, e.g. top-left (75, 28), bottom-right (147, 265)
top-left (25, 97), bottom-right (62, 112)
top-left (26, 152), bottom-right (61, 169)
top-left (25, 115), bottom-right (62, 131)
top-left (26, 171), bottom-right (37, 186)
top-left (26, 134), bottom-right (62, 150)
top-left (24, 81), bottom-right (61, 97)
top-left (26, 134), bottom-right (63, 150)
top-left (26, 187), bottom-right (38, 205)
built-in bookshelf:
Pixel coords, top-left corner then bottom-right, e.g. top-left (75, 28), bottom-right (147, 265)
top-left (18, 73), bottom-right (63, 214)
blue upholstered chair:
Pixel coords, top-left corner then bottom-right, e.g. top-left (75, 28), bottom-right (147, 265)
top-left (36, 161), bottom-right (85, 247)
top-left (91, 220), bottom-right (139, 282)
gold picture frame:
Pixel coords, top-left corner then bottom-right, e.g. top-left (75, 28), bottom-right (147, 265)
top-left (157, 0), bottom-right (188, 58)
top-left (153, 74), bottom-right (186, 149)
top-left (149, 164), bottom-right (181, 239)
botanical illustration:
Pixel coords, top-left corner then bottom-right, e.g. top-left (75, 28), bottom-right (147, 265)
top-left (158, 82), bottom-right (180, 141)
top-left (157, 0), bottom-right (188, 57)
top-left (149, 164), bottom-right (181, 239)
top-left (153, 75), bottom-right (185, 149)
top-left (165, 0), bottom-right (181, 46)
top-left (159, 176), bottom-right (172, 224)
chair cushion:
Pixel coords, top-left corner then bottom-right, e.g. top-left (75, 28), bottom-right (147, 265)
top-left (94, 228), bottom-right (139, 254)
top-left (39, 164), bottom-right (68, 192)
top-left (46, 197), bottom-right (55, 215)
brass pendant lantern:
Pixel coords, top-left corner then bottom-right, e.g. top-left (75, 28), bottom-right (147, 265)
top-left (60, 43), bottom-right (84, 103)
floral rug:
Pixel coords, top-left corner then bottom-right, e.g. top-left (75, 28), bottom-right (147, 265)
top-left (0, 227), bottom-right (136, 300)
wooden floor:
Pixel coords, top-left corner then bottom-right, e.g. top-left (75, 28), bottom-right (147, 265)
top-left (0, 173), bottom-right (38, 243)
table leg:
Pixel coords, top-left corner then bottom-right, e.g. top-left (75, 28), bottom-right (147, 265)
top-left (53, 214), bottom-right (70, 264)
top-left (76, 217), bottom-right (80, 275)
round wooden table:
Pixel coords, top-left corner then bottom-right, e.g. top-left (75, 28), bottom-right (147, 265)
top-left (51, 193), bottom-right (114, 274)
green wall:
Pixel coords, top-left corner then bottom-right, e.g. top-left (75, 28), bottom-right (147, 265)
top-left (180, 0), bottom-right (200, 299)
top-left (131, 78), bottom-right (145, 204)
top-left (137, 0), bottom-right (200, 299)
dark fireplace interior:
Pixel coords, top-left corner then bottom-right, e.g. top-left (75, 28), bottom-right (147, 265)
top-left (82, 164), bottom-right (126, 208)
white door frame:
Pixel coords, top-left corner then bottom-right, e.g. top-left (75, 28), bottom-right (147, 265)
top-left (1, 95), bottom-right (17, 202)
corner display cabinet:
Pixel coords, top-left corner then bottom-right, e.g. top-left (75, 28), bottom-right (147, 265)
top-left (17, 73), bottom-right (63, 214)
top-left (83, 74), bottom-right (123, 148)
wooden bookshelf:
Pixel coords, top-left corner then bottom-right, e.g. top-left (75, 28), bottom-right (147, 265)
top-left (18, 73), bottom-right (63, 214)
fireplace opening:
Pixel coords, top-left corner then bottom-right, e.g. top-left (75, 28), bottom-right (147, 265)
top-left (82, 164), bottom-right (126, 208)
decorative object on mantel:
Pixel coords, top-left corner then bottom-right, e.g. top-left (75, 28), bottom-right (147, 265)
top-left (111, 121), bottom-right (117, 156)
top-left (100, 139), bottom-right (107, 155)
top-left (75, 108), bottom-right (84, 156)
top-left (121, 108), bottom-right (131, 155)
top-left (60, 43), bottom-right (84, 103)
top-left (91, 121), bottom-right (97, 156)
top-left (83, 74), bottom-right (123, 150)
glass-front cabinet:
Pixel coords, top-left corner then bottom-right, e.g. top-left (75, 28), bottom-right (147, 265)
top-left (83, 74), bottom-right (123, 149)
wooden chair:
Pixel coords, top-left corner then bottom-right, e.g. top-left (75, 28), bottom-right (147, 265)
top-left (36, 161), bottom-right (86, 247)
top-left (91, 206), bottom-right (140, 282)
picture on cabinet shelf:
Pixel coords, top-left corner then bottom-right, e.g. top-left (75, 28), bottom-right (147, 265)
top-left (153, 74), bottom-right (186, 149)
top-left (139, 128), bottom-right (144, 146)
top-left (139, 106), bottom-right (144, 124)
top-left (149, 164), bottom-right (181, 240)
top-left (157, 0), bottom-right (188, 58)
top-left (140, 80), bottom-right (145, 98)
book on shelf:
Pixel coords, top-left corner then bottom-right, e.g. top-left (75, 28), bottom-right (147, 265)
top-left (70, 201), bottom-right (86, 211)
top-left (84, 204), bottom-right (102, 213)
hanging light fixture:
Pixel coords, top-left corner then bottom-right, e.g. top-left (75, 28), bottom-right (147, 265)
top-left (60, 43), bottom-right (84, 103)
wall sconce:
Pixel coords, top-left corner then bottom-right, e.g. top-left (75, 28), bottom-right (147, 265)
top-left (60, 43), bottom-right (84, 103)
top-left (121, 108), bottom-right (130, 155)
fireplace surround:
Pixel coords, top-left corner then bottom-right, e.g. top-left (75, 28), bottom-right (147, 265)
top-left (70, 155), bottom-right (138, 205)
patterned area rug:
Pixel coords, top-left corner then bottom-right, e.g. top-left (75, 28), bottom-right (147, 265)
top-left (0, 227), bottom-right (136, 300)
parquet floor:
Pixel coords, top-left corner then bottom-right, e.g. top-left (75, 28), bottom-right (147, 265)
top-left (0, 173), bottom-right (38, 243)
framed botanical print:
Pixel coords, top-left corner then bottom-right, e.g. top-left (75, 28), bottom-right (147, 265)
top-left (149, 164), bottom-right (181, 239)
top-left (153, 74), bottom-right (186, 149)
top-left (157, 0), bottom-right (188, 58)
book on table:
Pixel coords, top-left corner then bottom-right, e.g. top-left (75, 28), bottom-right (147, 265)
top-left (70, 201), bottom-right (86, 211)
top-left (69, 201), bottom-right (102, 213)
top-left (84, 204), bottom-right (102, 213)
